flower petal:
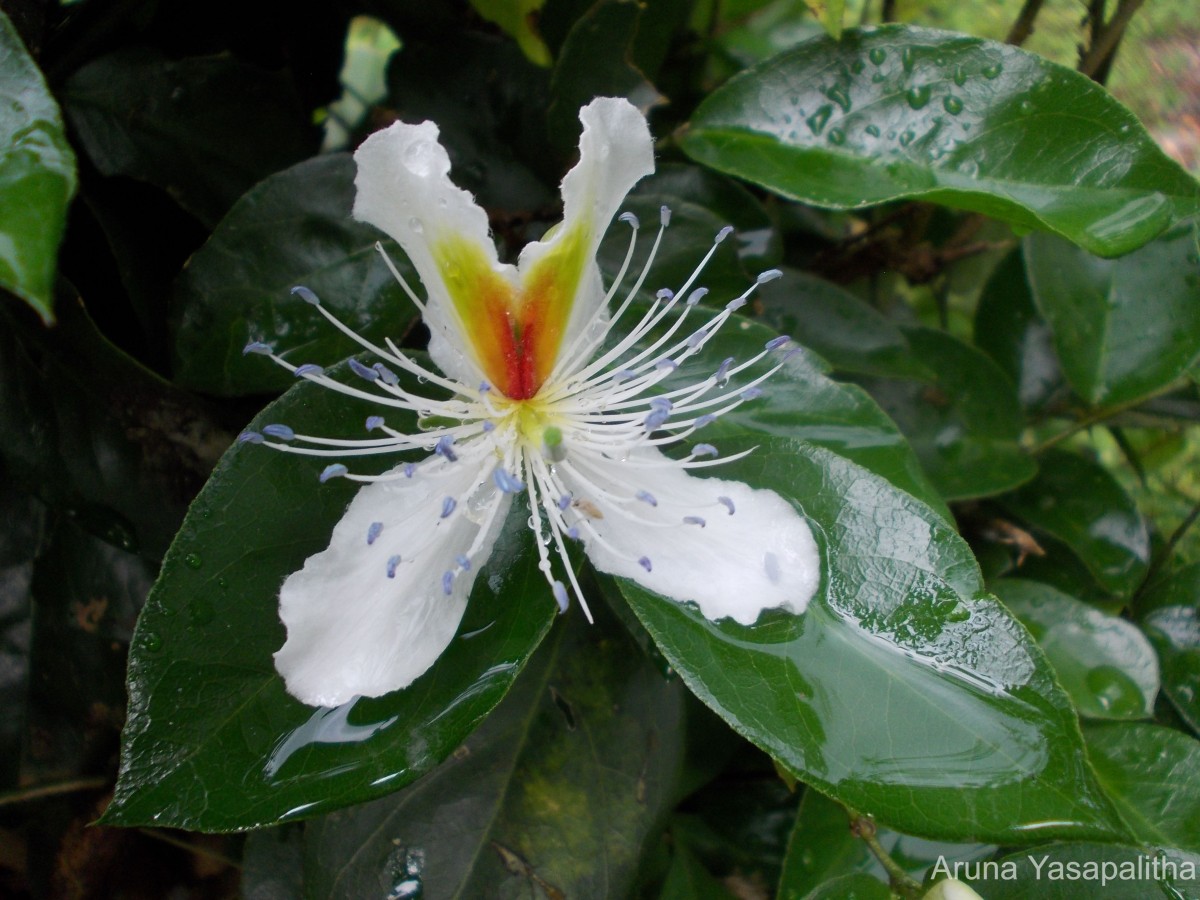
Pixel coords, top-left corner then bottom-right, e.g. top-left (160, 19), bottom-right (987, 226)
top-left (352, 120), bottom-right (519, 388)
top-left (562, 447), bottom-right (819, 624)
top-left (515, 98), bottom-right (655, 386)
top-left (274, 449), bottom-right (512, 707)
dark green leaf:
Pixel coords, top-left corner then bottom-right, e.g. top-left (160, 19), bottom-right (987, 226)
top-left (973, 249), bottom-right (1065, 412)
top-left (681, 26), bottom-right (1200, 258)
top-left (303, 599), bottom-right (686, 898)
top-left (778, 789), bottom-right (994, 898)
top-left (104, 359), bottom-right (555, 831)
top-left (993, 579), bottom-right (1159, 720)
top-left (966, 843), bottom-right (1200, 899)
top-left (660, 842), bottom-right (735, 900)
top-left (1137, 563), bottom-right (1200, 732)
top-left (62, 49), bottom-right (311, 227)
top-left (621, 437), bottom-right (1128, 843)
top-left (758, 268), bottom-right (934, 380)
top-left (712, 1), bottom-right (823, 76)
top-left (0, 9), bottom-right (77, 323)
top-left (548, 0), bottom-right (664, 157)
top-left (1024, 226), bottom-right (1200, 408)
top-left (800, 873), bottom-right (891, 900)
top-left (170, 154), bottom-right (418, 396)
top-left (1085, 721), bottom-right (1200, 854)
top-left (998, 449), bottom-right (1150, 598)
top-left (856, 326), bottom-right (1037, 501)
top-left (467, 0), bottom-right (552, 66)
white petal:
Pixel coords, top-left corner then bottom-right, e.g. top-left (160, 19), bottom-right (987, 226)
top-left (562, 447), bottom-right (819, 624)
top-left (352, 120), bottom-right (517, 385)
top-left (516, 98), bottom-right (655, 349)
top-left (274, 448), bottom-right (512, 707)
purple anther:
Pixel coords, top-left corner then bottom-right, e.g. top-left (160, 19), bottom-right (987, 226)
top-left (687, 327), bottom-right (709, 349)
top-left (552, 581), bottom-right (569, 613)
top-left (238, 431), bottom-right (264, 444)
top-left (726, 297), bottom-right (748, 312)
top-left (455, 554), bottom-right (471, 571)
top-left (639, 556), bottom-right (653, 572)
top-left (715, 225), bottom-right (734, 243)
top-left (242, 341), bottom-right (272, 356)
top-left (718, 496), bottom-right (736, 515)
top-left (365, 416), bottom-right (385, 432)
top-left (291, 285), bottom-right (321, 306)
top-left (479, 380), bottom-right (492, 394)
top-left (655, 358), bottom-right (678, 371)
top-left (687, 288), bottom-right (708, 307)
top-left (567, 526), bottom-right (580, 540)
top-left (692, 444), bottom-right (718, 458)
top-left (766, 335), bottom-right (792, 351)
top-left (440, 496), bottom-right (457, 518)
top-left (756, 268), bottom-right (783, 284)
top-left (262, 424), bottom-right (295, 441)
top-left (492, 467), bottom-right (524, 494)
top-left (619, 211), bottom-right (639, 228)
top-left (714, 357), bottom-right (734, 383)
top-left (694, 413), bottom-right (717, 429)
top-left (404, 463), bottom-right (416, 478)
top-left (319, 464), bottom-right (348, 483)
top-left (644, 408), bottom-right (670, 430)
top-left (294, 363), bottom-right (325, 378)
top-left (373, 363), bottom-right (399, 385)
top-left (656, 288), bottom-right (675, 301)
top-left (612, 370), bottom-right (636, 383)
top-left (557, 494), bottom-right (572, 511)
top-left (386, 555), bottom-right (401, 578)
top-left (684, 516), bottom-right (707, 528)
top-left (660, 206), bottom-right (671, 227)
top-left (636, 490), bottom-right (658, 507)
top-left (349, 358), bottom-right (378, 382)
top-left (435, 435), bottom-right (458, 462)
top-left (367, 522), bottom-right (383, 545)
top-left (482, 421), bottom-right (495, 432)
top-left (740, 387), bottom-right (764, 400)
top-left (442, 571), bottom-right (454, 595)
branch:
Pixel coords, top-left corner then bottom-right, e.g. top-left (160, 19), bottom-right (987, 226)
top-left (1006, 0), bottom-right (1046, 46)
top-left (1079, 0), bottom-right (1147, 80)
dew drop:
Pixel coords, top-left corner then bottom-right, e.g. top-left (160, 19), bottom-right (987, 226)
top-left (827, 86), bottom-right (851, 112)
top-left (827, 128), bottom-right (846, 145)
top-left (402, 139), bottom-right (436, 177)
top-left (901, 46), bottom-right (916, 72)
top-left (868, 47), bottom-right (887, 66)
top-left (143, 631), bottom-right (162, 652)
top-left (850, 60), bottom-right (865, 74)
top-left (953, 65), bottom-right (967, 87)
top-left (871, 72), bottom-right (886, 84)
top-left (1085, 666), bottom-right (1145, 716)
top-left (1019, 99), bottom-right (1034, 114)
top-left (806, 104), bottom-right (833, 135)
top-left (899, 130), bottom-right (915, 147)
top-left (982, 62), bottom-right (1002, 79)
top-left (408, 216), bottom-right (424, 233)
top-left (943, 95), bottom-right (964, 115)
top-left (865, 124), bottom-right (881, 137)
top-left (184, 552), bottom-right (202, 570)
top-left (945, 603), bottom-right (970, 623)
top-left (934, 55), bottom-right (946, 66)
top-left (905, 85), bottom-right (931, 110)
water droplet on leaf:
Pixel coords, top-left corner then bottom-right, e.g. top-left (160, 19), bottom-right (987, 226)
top-left (184, 553), bottom-right (202, 570)
top-left (943, 95), bottom-right (963, 115)
top-left (827, 128), bottom-right (846, 145)
top-left (869, 48), bottom-right (887, 65)
top-left (905, 85), bottom-right (931, 109)
top-left (1085, 665), bottom-right (1145, 716)
top-left (806, 105), bottom-right (833, 135)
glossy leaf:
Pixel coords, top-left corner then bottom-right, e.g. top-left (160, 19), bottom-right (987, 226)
top-left (993, 579), bottom-right (1159, 720)
top-left (660, 842), bottom-right (735, 900)
top-left (0, 9), bottom-right (77, 323)
top-left (778, 789), bottom-right (994, 898)
top-left (856, 326), bottom-right (1037, 501)
top-left (304, 599), bottom-right (687, 898)
top-left (966, 843), bottom-right (1200, 899)
top-left (800, 873), bottom-right (890, 900)
top-left (1137, 564), bottom-right (1200, 732)
top-left (1026, 226), bottom-right (1200, 409)
top-left (1085, 722), bottom-right (1200, 854)
top-left (621, 437), bottom-right (1128, 843)
top-left (758, 268), bottom-right (934, 380)
top-left (998, 450), bottom-right (1150, 598)
top-left (103, 359), bottom-right (555, 831)
top-left (170, 154), bottom-right (417, 396)
top-left (62, 49), bottom-right (310, 227)
top-left (681, 26), bottom-right (1200, 258)
top-left (973, 249), bottom-right (1066, 412)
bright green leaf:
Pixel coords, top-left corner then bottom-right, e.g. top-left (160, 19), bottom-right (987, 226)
top-left (1084, 722), bottom-right (1200, 854)
top-left (0, 9), bottom-right (77, 323)
top-left (998, 449), bottom-right (1150, 598)
top-left (994, 579), bottom-right (1159, 720)
top-left (1138, 563), bottom-right (1200, 733)
top-left (802, 0), bottom-right (844, 40)
top-left (966, 843), bottom-right (1200, 899)
top-left (1025, 226), bottom-right (1200, 408)
top-left (468, 0), bottom-right (552, 66)
top-left (621, 437), bottom-right (1128, 843)
top-left (681, 26), bottom-right (1200, 258)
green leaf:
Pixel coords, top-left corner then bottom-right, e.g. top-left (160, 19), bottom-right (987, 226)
top-left (802, 0), bottom-right (844, 40)
top-left (0, 9), bottom-right (77, 324)
top-left (62, 49), bottom-right (311, 227)
top-left (303, 598), bottom-right (687, 898)
top-left (966, 843), bottom-right (1200, 899)
top-left (1137, 563), bottom-right (1200, 733)
top-left (681, 26), bottom-right (1200, 258)
top-left (758, 268), bottom-right (934, 380)
top-left (973, 248), bottom-right (1065, 412)
top-left (993, 579), bottom-right (1159, 720)
top-left (548, 0), bottom-right (664, 157)
top-left (661, 842), bottom-right (735, 900)
top-left (104, 360), bottom-right (556, 831)
top-left (998, 449), bottom-right (1150, 598)
top-left (856, 326), bottom-right (1037, 501)
top-left (1084, 722), bottom-right (1200, 854)
top-left (620, 437), bottom-right (1128, 843)
top-left (468, 0), bottom-right (552, 66)
top-left (800, 873), bottom-right (891, 900)
top-left (170, 154), bottom-right (418, 396)
top-left (778, 789), bottom-right (994, 898)
top-left (1024, 226), bottom-right (1200, 408)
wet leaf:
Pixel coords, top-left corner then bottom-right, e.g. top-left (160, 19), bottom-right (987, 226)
top-left (1084, 721), bottom-right (1200, 854)
top-left (681, 26), bottom-right (1200, 257)
top-left (1025, 226), bottom-right (1200, 408)
top-left (993, 579), bottom-right (1159, 720)
top-left (1137, 564), bottom-right (1200, 733)
top-left (62, 49), bottom-right (311, 227)
top-left (170, 154), bottom-right (418, 396)
top-left (304, 599), bottom-right (686, 898)
top-left (966, 843), bottom-right (1200, 899)
top-left (998, 450), bottom-right (1150, 598)
top-left (856, 327), bottom-right (1036, 501)
top-left (620, 437), bottom-right (1128, 843)
top-left (0, 9), bottom-right (77, 323)
top-left (799, 873), bottom-right (891, 900)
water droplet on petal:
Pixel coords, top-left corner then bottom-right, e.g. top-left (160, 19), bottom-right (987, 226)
top-left (827, 86), bottom-right (851, 112)
top-left (188, 599), bottom-right (214, 626)
top-left (408, 216), bottom-right (424, 233)
top-left (403, 139), bottom-right (436, 177)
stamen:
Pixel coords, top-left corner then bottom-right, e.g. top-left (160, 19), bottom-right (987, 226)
top-left (319, 464), bottom-right (347, 482)
top-left (715, 225), bottom-right (734, 243)
top-left (741, 387), bottom-right (763, 400)
top-left (557, 494), bottom-right (572, 511)
top-left (386, 555), bottom-right (401, 578)
top-left (757, 268), bottom-right (783, 284)
top-left (684, 516), bottom-right (707, 528)
top-left (238, 431), bottom-right (264, 444)
top-left (404, 463), bottom-right (415, 478)
top-left (367, 522), bottom-right (383, 545)
top-left (655, 359), bottom-right (677, 371)
top-left (291, 285), bottom-right (321, 306)
top-left (349, 358), bottom-right (378, 382)
top-left (493, 467), bottom-right (525, 494)
top-left (294, 363), bottom-right (325, 378)
top-left (374, 241), bottom-right (426, 314)
top-left (656, 288), bottom-right (674, 301)
top-left (365, 416), bottom-right (385, 431)
top-left (243, 341), bottom-right (272, 356)
top-left (440, 496), bottom-right (457, 518)
top-left (687, 288), bottom-right (708, 306)
top-left (718, 496), bottom-right (736, 515)
top-left (442, 571), bottom-right (454, 595)
top-left (714, 357), bottom-right (734, 384)
top-left (692, 444), bottom-right (718, 458)
top-left (766, 335), bottom-right (792, 351)
top-left (435, 435), bottom-right (458, 462)
top-left (619, 211), bottom-right (639, 228)
top-left (639, 556), bottom-right (653, 572)
top-left (636, 490), bottom-right (658, 507)
top-left (482, 421), bottom-right (495, 432)
top-left (694, 414), bottom-right (717, 429)
top-left (660, 205), bottom-right (671, 227)
top-left (262, 424), bottom-right (295, 441)
top-left (455, 554), bottom-right (471, 571)
top-left (373, 363), bottom-right (399, 385)
top-left (552, 580), bottom-right (569, 613)
top-left (726, 297), bottom-right (747, 312)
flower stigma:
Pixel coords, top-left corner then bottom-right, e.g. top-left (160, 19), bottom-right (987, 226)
top-left (240, 98), bottom-right (821, 707)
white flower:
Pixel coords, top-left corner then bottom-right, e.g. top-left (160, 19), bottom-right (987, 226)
top-left (241, 98), bottom-right (820, 707)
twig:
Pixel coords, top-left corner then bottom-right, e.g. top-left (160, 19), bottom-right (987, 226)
top-left (1006, 0), bottom-right (1046, 45)
top-left (0, 777), bottom-right (109, 808)
top-left (137, 829), bottom-right (242, 870)
top-left (881, 0), bottom-right (897, 23)
top-left (1079, 0), bottom-right (1146, 80)
top-left (1031, 379), bottom-right (1189, 455)
top-left (846, 807), bottom-right (923, 898)
top-left (1141, 495), bottom-right (1200, 593)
